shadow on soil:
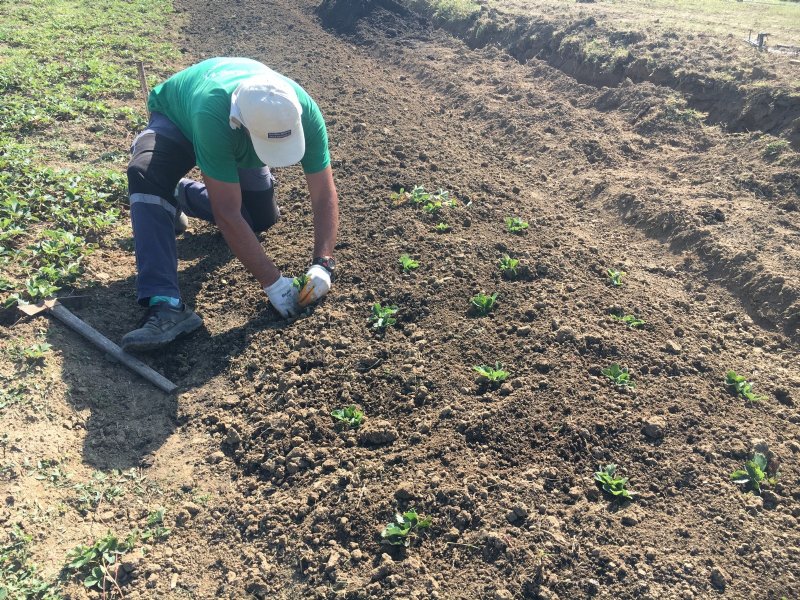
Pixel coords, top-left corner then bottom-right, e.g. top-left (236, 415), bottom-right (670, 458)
top-left (33, 229), bottom-right (286, 470)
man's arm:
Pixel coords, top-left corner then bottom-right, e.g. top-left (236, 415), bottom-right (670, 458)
top-left (203, 175), bottom-right (281, 288)
top-left (305, 166), bottom-right (339, 258)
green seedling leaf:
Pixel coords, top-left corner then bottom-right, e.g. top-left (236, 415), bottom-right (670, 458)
top-left (390, 187), bottom-right (409, 206)
top-left (369, 302), bottom-right (399, 330)
top-left (606, 269), bottom-right (626, 287)
top-left (505, 216), bottom-right (529, 233)
top-left (730, 452), bottom-right (775, 494)
top-left (498, 254), bottom-right (520, 279)
top-left (470, 292), bottom-right (498, 316)
top-left (331, 405), bottom-right (364, 428)
top-left (381, 509), bottom-right (432, 547)
top-left (601, 363), bottom-right (635, 388)
top-left (594, 464), bottom-right (636, 500)
top-left (434, 222), bottom-right (451, 233)
top-left (292, 274), bottom-right (310, 290)
top-left (612, 314), bottom-right (645, 328)
top-left (725, 370), bottom-right (764, 402)
top-left (473, 362), bottom-right (509, 385)
top-left (398, 254), bottom-right (419, 272)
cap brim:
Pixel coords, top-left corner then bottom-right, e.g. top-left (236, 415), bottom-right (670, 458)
top-left (251, 120), bottom-right (305, 168)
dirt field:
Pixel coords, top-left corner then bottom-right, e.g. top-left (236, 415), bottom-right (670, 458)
top-left (2, 0), bottom-right (800, 599)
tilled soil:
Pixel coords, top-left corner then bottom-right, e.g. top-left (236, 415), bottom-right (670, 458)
top-left (8, 0), bottom-right (799, 599)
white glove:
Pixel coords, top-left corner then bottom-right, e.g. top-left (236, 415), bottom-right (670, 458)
top-left (263, 276), bottom-right (300, 318)
top-left (298, 264), bottom-right (332, 307)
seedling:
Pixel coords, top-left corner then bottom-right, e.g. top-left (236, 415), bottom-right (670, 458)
top-left (423, 200), bottom-right (443, 215)
top-left (434, 222), bottom-right (451, 233)
top-left (292, 273), bottom-right (310, 290)
top-left (612, 314), bottom-right (646, 328)
top-left (470, 292), bottom-right (498, 316)
top-left (141, 508), bottom-right (170, 541)
top-left (601, 363), bottom-right (635, 388)
top-left (606, 269), bottom-right (626, 287)
top-left (473, 363), bottom-right (509, 385)
top-left (398, 254), bottom-right (419, 272)
top-left (725, 370), bottom-right (764, 402)
top-left (331, 405), bottom-right (364, 428)
top-left (594, 464), bottom-right (636, 500)
top-left (505, 216), bottom-right (529, 233)
top-left (730, 452), bottom-right (777, 494)
top-left (370, 302), bottom-right (398, 329)
top-left (65, 532), bottom-right (133, 594)
top-left (499, 254), bottom-right (520, 279)
top-left (381, 509), bottom-right (432, 547)
top-left (0, 526), bottom-right (60, 599)
top-left (409, 185), bottom-right (431, 205)
top-left (390, 187), bottom-right (409, 206)
top-left (24, 342), bottom-right (52, 360)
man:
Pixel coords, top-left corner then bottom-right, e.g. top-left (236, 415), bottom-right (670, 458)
top-left (122, 57), bottom-right (338, 352)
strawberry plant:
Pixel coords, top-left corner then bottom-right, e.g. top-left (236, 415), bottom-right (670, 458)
top-left (606, 269), bottom-right (626, 287)
top-left (473, 363), bottom-right (509, 384)
top-left (725, 370), bottom-right (764, 402)
top-left (499, 254), bottom-right (520, 279)
top-left (292, 273), bottom-right (310, 289)
top-left (612, 314), bottom-right (645, 328)
top-left (370, 302), bottom-right (398, 329)
top-left (398, 254), bottom-right (419, 272)
top-left (331, 405), bottom-right (364, 428)
top-left (601, 363), bottom-right (635, 388)
top-left (409, 185), bottom-right (431, 205)
top-left (730, 452), bottom-right (776, 494)
top-left (381, 509), bottom-right (432, 547)
top-left (434, 222), bottom-right (451, 233)
top-left (594, 464), bottom-right (636, 500)
top-left (423, 200), bottom-right (442, 215)
top-left (65, 532), bottom-right (134, 595)
top-left (505, 216), bottom-right (529, 233)
top-left (470, 292), bottom-right (498, 316)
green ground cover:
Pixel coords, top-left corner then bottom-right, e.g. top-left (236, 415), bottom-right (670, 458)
top-left (0, 0), bottom-right (178, 307)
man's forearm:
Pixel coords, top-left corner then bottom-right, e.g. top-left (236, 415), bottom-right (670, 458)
top-left (312, 191), bottom-right (338, 257)
top-left (216, 213), bottom-right (280, 288)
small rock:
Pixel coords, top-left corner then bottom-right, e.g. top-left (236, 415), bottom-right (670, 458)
top-left (351, 549), bottom-right (363, 562)
top-left (761, 489), bottom-right (779, 509)
top-left (224, 428), bottom-right (242, 447)
top-left (358, 420), bottom-right (398, 446)
top-left (664, 340), bottom-right (682, 355)
top-left (206, 451), bottom-right (225, 464)
top-left (555, 327), bottom-right (575, 343)
top-left (494, 589), bottom-right (513, 600)
top-left (710, 567), bottom-right (728, 590)
top-left (517, 325), bottom-right (531, 336)
top-left (499, 382), bottom-right (513, 396)
top-left (182, 502), bottom-right (201, 516)
top-left (643, 416), bottom-right (666, 440)
top-left (621, 514), bottom-right (639, 526)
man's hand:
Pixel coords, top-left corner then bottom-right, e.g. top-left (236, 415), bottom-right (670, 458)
top-left (264, 276), bottom-right (300, 318)
top-left (298, 265), bottom-right (331, 307)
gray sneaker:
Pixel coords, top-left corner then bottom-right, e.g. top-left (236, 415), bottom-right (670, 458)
top-left (121, 302), bottom-right (202, 352)
top-left (175, 208), bottom-right (188, 235)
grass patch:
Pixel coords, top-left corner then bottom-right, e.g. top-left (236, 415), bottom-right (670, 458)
top-left (407, 0), bottom-right (481, 22)
top-left (0, 0), bottom-right (180, 307)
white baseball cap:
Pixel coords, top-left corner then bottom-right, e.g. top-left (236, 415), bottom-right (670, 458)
top-left (230, 74), bottom-right (305, 168)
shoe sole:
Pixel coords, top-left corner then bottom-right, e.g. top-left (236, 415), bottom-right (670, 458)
top-left (121, 313), bottom-right (203, 352)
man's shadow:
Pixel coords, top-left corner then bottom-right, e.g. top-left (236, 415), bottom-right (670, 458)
top-left (41, 228), bottom-right (288, 470)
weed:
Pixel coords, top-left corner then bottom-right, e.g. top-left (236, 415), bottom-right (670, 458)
top-left (381, 509), bottom-right (432, 547)
top-left (594, 464), bottom-right (636, 500)
top-left (292, 273), bottom-right (310, 290)
top-left (473, 363), bottom-right (509, 385)
top-left (370, 303), bottom-right (399, 330)
top-left (140, 509), bottom-right (170, 542)
top-left (606, 269), bottom-right (626, 287)
top-left (505, 216), bottom-right (529, 233)
top-left (730, 452), bottom-right (777, 494)
top-left (612, 314), bottom-right (646, 328)
top-left (601, 363), bottom-right (636, 388)
top-left (24, 342), bottom-right (52, 361)
top-left (398, 254), bottom-right (419, 272)
top-left (32, 458), bottom-right (71, 488)
top-left (763, 140), bottom-right (789, 161)
top-left (0, 526), bottom-right (61, 600)
top-left (390, 187), bottom-right (409, 206)
top-left (331, 405), bottom-right (365, 428)
top-left (470, 292), bottom-right (498, 316)
top-left (434, 222), bottom-right (451, 233)
top-left (725, 370), bottom-right (764, 402)
top-left (65, 532), bottom-right (133, 595)
top-left (499, 254), bottom-right (520, 279)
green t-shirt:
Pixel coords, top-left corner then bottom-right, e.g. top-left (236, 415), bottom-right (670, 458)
top-left (148, 57), bottom-right (330, 182)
